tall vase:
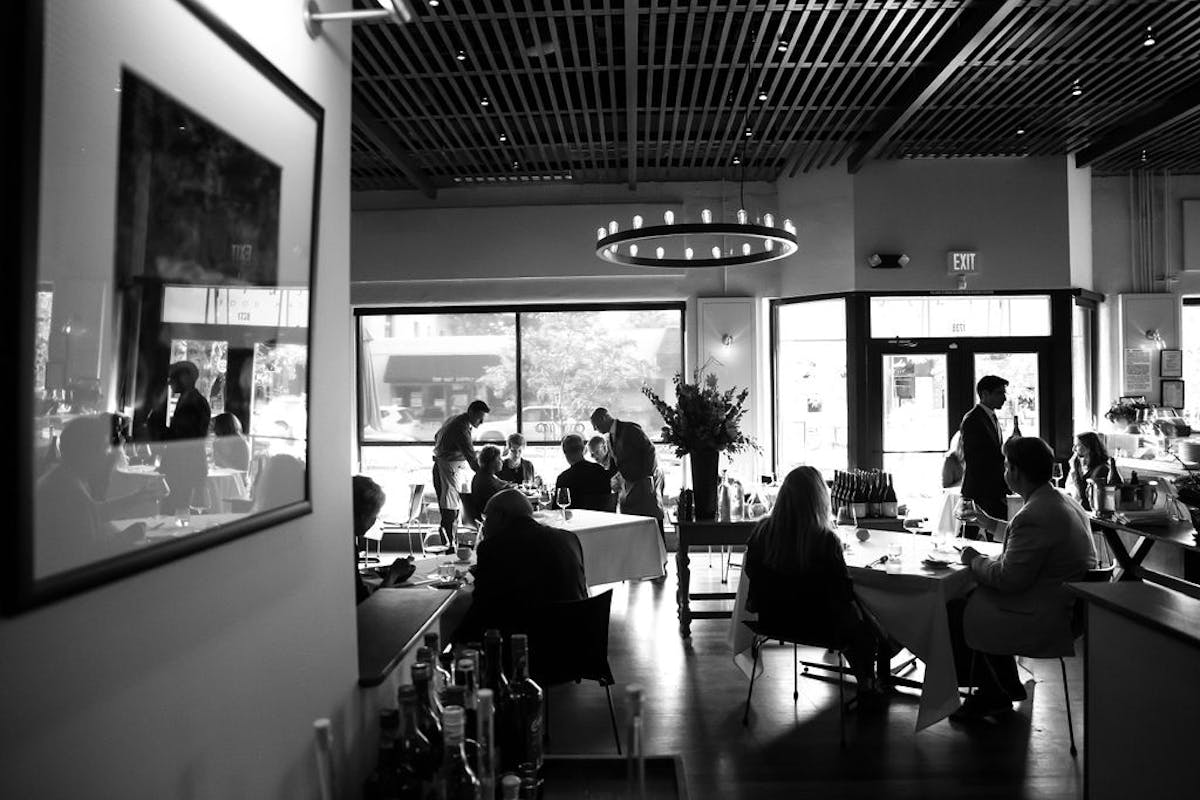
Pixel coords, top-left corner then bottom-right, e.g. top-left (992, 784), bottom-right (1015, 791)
top-left (690, 448), bottom-right (720, 521)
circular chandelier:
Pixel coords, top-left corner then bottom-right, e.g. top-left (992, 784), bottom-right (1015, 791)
top-left (594, 208), bottom-right (798, 268)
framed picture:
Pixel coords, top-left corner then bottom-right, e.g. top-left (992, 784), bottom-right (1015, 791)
top-left (8, 0), bottom-right (323, 613)
top-left (1162, 380), bottom-right (1185, 410)
top-left (1161, 349), bottom-right (1183, 378)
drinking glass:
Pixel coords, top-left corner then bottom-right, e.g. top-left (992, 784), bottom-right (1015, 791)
top-left (1052, 462), bottom-right (1065, 487)
top-left (836, 504), bottom-right (857, 527)
top-left (556, 487), bottom-right (572, 521)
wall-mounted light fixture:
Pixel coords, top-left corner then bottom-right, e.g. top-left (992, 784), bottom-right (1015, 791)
top-left (721, 333), bottom-right (735, 351)
top-left (1146, 328), bottom-right (1166, 349)
top-left (304, 0), bottom-right (413, 37)
top-left (866, 253), bottom-right (909, 269)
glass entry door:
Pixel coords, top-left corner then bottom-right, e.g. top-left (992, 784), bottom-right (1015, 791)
top-left (881, 352), bottom-right (951, 521)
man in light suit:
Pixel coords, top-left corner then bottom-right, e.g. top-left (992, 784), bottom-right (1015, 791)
top-left (950, 436), bottom-right (1096, 720)
top-left (958, 374), bottom-right (1010, 540)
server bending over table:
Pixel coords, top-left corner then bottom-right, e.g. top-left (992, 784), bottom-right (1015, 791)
top-left (951, 436), bottom-right (1096, 720)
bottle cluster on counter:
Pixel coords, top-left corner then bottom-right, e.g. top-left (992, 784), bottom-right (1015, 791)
top-left (831, 469), bottom-right (898, 519)
top-left (365, 629), bottom-right (544, 800)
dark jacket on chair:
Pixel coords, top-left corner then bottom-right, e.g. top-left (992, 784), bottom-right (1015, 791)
top-left (455, 515), bottom-right (587, 642)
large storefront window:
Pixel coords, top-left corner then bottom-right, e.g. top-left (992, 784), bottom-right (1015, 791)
top-left (356, 305), bottom-right (684, 510)
top-left (775, 298), bottom-right (848, 477)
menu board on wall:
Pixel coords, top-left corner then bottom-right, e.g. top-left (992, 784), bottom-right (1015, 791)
top-left (1124, 348), bottom-right (1153, 394)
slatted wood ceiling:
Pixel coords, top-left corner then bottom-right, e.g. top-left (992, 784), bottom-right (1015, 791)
top-left (349, 0), bottom-right (1200, 195)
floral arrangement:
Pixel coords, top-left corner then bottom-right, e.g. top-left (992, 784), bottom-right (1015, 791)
top-left (1104, 398), bottom-right (1150, 427)
top-left (642, 369), bottom-right (759, 457)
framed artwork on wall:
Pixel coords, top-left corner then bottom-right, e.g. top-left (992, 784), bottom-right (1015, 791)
top-left (7, 0), bottom-right (323, 613)
top-left (1161, 349), bottom-right (1183, 378)
top-left (1162, 380), bottom-right (1185, 410)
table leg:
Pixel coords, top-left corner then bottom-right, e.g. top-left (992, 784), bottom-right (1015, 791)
top-left (1101, 527), bottom-right (1154, 581)
top-left (677, 544), bottom-right (691, 638)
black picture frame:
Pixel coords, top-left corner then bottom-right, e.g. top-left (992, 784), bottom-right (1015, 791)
top-left (7, 0), bottom-right (323, 613)
top-left (1162, 380), bottom-right (1185, 410)
top-left (1161, 348), bottom-right (1183, 378)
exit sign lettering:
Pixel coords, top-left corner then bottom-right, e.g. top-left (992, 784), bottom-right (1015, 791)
top-left (947, 251), bottom-right (978, 275)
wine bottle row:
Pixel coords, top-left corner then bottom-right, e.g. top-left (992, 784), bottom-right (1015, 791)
top-left (364, 629), bottom-right (544, 800)
top-left (831, 469), bottom-right (899, 519)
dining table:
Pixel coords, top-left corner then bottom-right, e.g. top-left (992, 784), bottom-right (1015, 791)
top-left (727, 527), bottom-right (1002, 732)
top-left (531, 508), bottom-right (667, 586)
top-left (107, 463), bottom-right (250, 515)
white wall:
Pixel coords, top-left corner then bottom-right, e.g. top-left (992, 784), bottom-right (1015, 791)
top-left (852, 157), bottom-right (1074, 292)
top-left (1, 2), bottom-right (361, 798)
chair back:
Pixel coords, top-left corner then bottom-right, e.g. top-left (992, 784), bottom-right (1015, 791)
top-left (525, 589), bottom-right (615, 688)
top-left (460, 492), bottom-right (482, 528)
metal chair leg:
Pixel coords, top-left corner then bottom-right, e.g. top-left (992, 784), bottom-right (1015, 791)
top-left (837, 651), bottom-right (846, 749)
top-left (605, 684), bottom-right (622, 755)
top-left (793, 643), bottom-right (799, 701)
top-left (742, 637), bottom-right (762, 726)
top-left (1061, 658), bottom-right (1077, 757)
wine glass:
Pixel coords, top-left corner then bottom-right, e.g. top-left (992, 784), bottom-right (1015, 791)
top-left (836, 504), bottom-right (857, 528)
top-left (556, 487), bottom-right (572, 521)
top-left (956, 498), bottom-right (977, 541)
top-left (1052, 461), bottom-right (1065, 487)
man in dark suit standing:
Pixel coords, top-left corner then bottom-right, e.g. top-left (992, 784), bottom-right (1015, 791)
top-left (149, 360), bottom-right (211, 514)
top-left (959, 374), bottom-right (1010, 540)
top-left (453, 489), bottom-right (587, 643)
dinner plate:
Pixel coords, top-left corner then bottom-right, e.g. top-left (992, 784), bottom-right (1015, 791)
top-left (922, 557), bottom-right (954, 568)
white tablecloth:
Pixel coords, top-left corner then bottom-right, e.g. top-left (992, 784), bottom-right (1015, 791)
top-left (108, 464), bottom-right (249, 515)
top-left (727, 528), bottom-right (1002, 732)
top-left (532, 508), bottom-right (666, 586)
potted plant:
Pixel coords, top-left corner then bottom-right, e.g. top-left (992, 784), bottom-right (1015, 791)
top-left (642, 368), bottom-right (758, 520)
top-left (1104, 399), bottom-right (1150, 432)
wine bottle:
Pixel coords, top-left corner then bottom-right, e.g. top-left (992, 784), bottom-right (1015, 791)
top-left (476, 689), bottom-right (497, 800)
top-left (397, 686), bottom-right (435, 799)
top-left (410, 662), bottom-right (444, 765)
top-left (502, 634), bottom-right (544, 776)
top-left (1107, 456), bottom-right (1124, 486)
top-left (438, 706), bottom-right (481, 800)
top-left (500, 773), bottom-right (521, 799)
top-left (455, 656), bottom-right (480, 740)
top-left (426, 631), bottom-right (454, 702)
top-left (364, 708), bottom-right (401, 800)
top-left (882, 473), bottom-right (899, 519)
top-left (866, 472), bottom-right (880, 518)
top-left (852, 472), bottom-right (868, 521)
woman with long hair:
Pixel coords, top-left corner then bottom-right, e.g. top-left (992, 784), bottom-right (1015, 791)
top-left (744, 465), bottom-right (888, 706)
top-left (1067, 431), bottom-right (1109, 511)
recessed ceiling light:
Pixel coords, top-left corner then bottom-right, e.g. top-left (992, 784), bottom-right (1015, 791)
top-left (1016, 128), bottom-right (1026, 135)
top-left (456, 50), bottom-right (467, 62)
top-left (757, 88), bottom-right (768, 101)
top-left (1141, 149), bottom-right (1148, 161)
top-left (429, 0), bottom-right (440, 6)
top-left (732, 155), bottom-right (742, 165)
top-left (499, 133), bottom-right (508, 142)
top-left (1071, 79), bottom-right (1082, 97)
top-left (777, 39), bottom-right (788, 53)
top-left (479, 96), bottom-right (489, 107)
top-left (1144, 26), bottom-right (1156, 47)
top-left (744, 127), bottom-right (753, 138)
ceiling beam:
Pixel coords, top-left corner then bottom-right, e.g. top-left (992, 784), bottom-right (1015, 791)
top-left (846, 0), bottom-right (1022, 174)
top-left (351, 94), bottom-right (437, 198)
top-left (1075, 78), bottom-right (1200, 168)
top-left (624, 0), bottom-right (638, 190)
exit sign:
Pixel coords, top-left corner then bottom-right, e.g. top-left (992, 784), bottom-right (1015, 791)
top-left (947, 251), bottom-right (979, 275)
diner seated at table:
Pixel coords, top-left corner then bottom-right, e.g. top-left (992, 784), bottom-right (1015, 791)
top-left (352, 475), bottom-right (414, 604)
top-left (950, 436), bottom-right (1096, 720)
top-left (250, 453), bottom-right (306, 512)
top-left (35, 413), bottom-right (166, 575)
top-left (744, 465), bottom-right (891, 709)
top-left (1066, 430), bottom-right (1110, 512)
top-left (470, 445), bottom-right (513, 518)
top-left (588, 434), bottom-right (623, 496)
top-left (554, 434), bottom-right (616, 511)
top-left (210, 412), bottom-right (251, 472)
top-left (497, 432), bottom-right (538, 486)
top-left (453, 488), bottom-right (586, 644)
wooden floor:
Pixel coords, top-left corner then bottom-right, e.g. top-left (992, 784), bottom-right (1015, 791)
top-left (540, 553), bottom-right (1085, 799)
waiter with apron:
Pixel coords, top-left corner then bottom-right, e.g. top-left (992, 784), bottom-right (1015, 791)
top-left (432, 400), bottom-right (490, 548)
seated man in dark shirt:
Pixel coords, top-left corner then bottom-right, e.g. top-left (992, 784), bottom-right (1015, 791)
top-left (554, 434), bottom-right (616, 511)
top-left (468, 445), bottom-right (512, 525)
top-left (454, 488), bottom-right (587, 642)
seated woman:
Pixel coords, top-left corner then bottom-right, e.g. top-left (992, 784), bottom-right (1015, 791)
top-left (1067, 431), bottom-right (1109, 511)
top-left (744, 465), bottom-right (889, 708)
top-left (210, 412), bottom-right (251, 472)
top-left (469, 445), bottom-right (512, 524)
top-left (352, 475), bottom-right (414, 604)
top-left (498, 433), bottom-right (537, 486)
